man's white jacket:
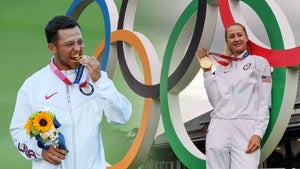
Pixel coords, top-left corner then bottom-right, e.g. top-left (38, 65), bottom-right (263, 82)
top-left (10, 65), bottom-right (132, 169)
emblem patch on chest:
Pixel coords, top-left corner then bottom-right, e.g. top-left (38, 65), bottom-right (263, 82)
top-left (243, 63), bottom-right (252, 71)
top-left (79, 83), bottom-right (94, 96)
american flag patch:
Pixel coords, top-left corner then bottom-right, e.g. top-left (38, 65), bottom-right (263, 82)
top-left (261, 75), bottom-right (271, 83)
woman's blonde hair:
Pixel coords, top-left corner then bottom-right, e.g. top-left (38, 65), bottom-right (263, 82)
top-left (224, 43), bottom-right (232, 56)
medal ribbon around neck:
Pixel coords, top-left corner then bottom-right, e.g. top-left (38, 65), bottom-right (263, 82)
top-left (49, 59), bottom-right (89, 87)
top-left (208, 51), bottom-right (249, 66)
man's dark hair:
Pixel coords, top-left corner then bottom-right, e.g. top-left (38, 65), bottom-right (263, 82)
top-left (45, 15), bottom-right (80, 43)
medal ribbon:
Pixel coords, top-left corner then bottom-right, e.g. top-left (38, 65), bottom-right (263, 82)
top-left (208, 51), bottom-right (249, 66)
top-left (49, 59), bottom-right (89, 87)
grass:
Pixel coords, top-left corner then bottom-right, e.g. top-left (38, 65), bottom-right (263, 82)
top-left (0, 0), bottom-right (174, 167)
top-left (0, 0), bottom-right (139, 168)
top-left (0, 1), bottom-right (73, 168)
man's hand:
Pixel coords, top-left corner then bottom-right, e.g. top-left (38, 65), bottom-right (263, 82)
top-left (80, 56), bottom-right (101, 83)
top-left (245, 135), bottom-right (261, 154)
top-left (42, 146), bottom-right (67, 166)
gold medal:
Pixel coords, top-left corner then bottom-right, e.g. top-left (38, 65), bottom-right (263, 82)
top-left (71, 55), bottom-right (89, 62)
top-left (200, 57), bottom-right (212, 69)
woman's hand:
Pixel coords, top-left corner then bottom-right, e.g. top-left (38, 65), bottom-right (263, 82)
top-left (245, 135), bottom-right (261, 154)
top-left (195, 47), bottom-right (212, 72)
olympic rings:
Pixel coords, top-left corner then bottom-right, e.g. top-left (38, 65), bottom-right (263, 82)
top-left (65, 0), bottom-right (300, 168)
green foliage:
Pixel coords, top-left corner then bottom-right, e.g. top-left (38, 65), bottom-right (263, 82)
top-left (0, 1), bottom-right (104, 168)
top-left (0, 0), bottom-right (148, 168)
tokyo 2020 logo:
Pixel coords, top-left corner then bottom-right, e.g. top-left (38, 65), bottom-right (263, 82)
top-left (66, 0), bottom-right (300, 168)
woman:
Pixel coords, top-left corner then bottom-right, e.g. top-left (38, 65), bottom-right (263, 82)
top-left (196, 23), bottom-right (272, 169)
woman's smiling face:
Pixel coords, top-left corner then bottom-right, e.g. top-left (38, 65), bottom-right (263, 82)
top-left (225, 24), bottom-right (248, 57)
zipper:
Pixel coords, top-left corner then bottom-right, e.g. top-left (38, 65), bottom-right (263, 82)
top-left (66, 84), bottom-right (77, 169)
top-left (230, 62), bottom-right (237, 119)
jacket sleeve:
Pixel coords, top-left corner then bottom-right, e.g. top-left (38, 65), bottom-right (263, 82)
top-left (94, 71), bottom-right (132, 125)
top-left (9, 87), bottom-right (43, 160)
top-left (203, 71), bottom-right (218, 108)
top-left (254, 57), bottom-right (272, 138)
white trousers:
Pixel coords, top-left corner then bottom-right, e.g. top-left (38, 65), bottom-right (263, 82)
top-left (206, 118), bottom-right (260, 169)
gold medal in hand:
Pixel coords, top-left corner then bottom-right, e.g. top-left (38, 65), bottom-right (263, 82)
top-left (200, 56), bottom-right (212, 69)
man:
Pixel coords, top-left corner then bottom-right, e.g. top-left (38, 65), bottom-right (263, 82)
top-left (10, 15), bottom-right (132, 169)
